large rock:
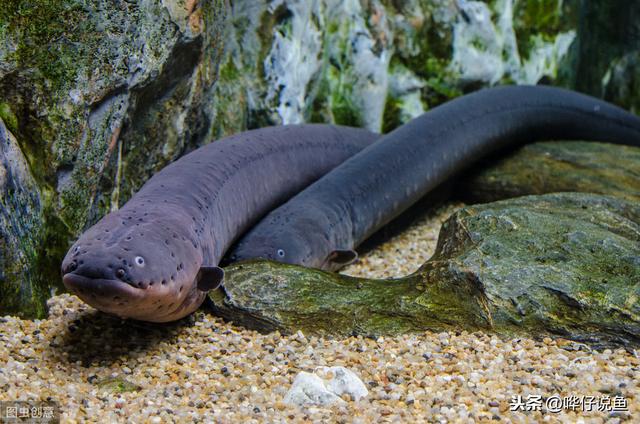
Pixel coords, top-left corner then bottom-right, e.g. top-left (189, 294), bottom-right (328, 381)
top-left (0, 119), bottom-right (45, 318)
top-left (457, 141), bottom-right (640, 203)
top-left (211, 193), bottom-right (640, 348)
top-left (215, 0), bottom-right (579, 133)
top-left (1, 0), bottom-right (226, 232)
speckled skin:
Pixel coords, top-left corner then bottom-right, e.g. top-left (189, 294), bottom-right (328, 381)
top-left (61, 125), bottom-right (378, 322)
top-left (229, 86), bottom-right (640, 270)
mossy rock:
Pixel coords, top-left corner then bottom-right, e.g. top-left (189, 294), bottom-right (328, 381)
top-left (211, 193), bottom-right (640, 348)
top-left (457, 141), bottom-right (640, 203)
top-left (0, 119), bottom-right (49, 318)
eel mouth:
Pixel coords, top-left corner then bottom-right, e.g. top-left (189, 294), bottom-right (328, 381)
top-left (62, 272), bottom-right (203, 323)
top-left (63, 273), bottom-right (146, 314)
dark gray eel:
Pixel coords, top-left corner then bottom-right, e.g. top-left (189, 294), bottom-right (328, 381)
top-left (61, 125), bottom-right (378, 322)
top-left (228, 85), bottom-right (640, 270)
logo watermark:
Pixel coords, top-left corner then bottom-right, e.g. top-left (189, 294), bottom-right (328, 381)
top-left (0, 401), bottom-right (59, 424)
top-left (509, 394), bottom-right (628, 413)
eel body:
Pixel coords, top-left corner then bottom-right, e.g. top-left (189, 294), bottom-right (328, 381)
top-left (228, 85), bottom-right (640, 270)
top-left (61, 125), bottom-right (378, 322)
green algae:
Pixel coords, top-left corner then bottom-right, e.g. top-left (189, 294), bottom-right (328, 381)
top-left (512, 0), bottom-right (577, 59)
top-left (307, 7), bottom-right (365, 128)
top-left (379, 2), bottom-right (462, 130)
top-left (381, 93), bottom-right (403, 134)
top-left (96, 377), bottom-right (142, 393)
top-left (0, 103), bottom-right (18, 134)
top-left (0, 0), bottom-right (89, 92)
top-left (0, 0), bottom-right (100, 216)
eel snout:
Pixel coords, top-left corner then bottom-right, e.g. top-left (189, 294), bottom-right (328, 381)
top-left (62, 272), bottom-right (142, 303)
top-left (61, 248), bottom-right (202, 322)
top-left (62, 269), bottom-right (202, 322)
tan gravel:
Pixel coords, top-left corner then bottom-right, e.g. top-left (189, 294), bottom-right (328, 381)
top-left (1, 202), bottom-right (638, 423)
top-left (341, 202), bottom-right (464, 279)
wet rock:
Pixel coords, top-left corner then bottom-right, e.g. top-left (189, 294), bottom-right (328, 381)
top-left (457, 141), bottom-right (640, 203)
top-left (211, 193), bottom-right (640, 348)
top-left (0, 119), bottom-right (45, 318)
top-left (1, 0), bottom-right (226, 233)
top-left (604, 51), bottom-right (640, 114)
top-left (218, 0), bottom-right (579, 133)
top-left (419, 192), bottom-right (640, 348)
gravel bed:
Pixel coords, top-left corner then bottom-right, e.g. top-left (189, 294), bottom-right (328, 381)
top-left (1, 202), bottom-right (638, 423)
top-left (341, 202), bottom-right (463, 279)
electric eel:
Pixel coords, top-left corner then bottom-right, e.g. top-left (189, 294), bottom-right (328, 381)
top-left (228, 85), bottom-right (640, 270)
top-left (61, 125), bottom-right (378, 322)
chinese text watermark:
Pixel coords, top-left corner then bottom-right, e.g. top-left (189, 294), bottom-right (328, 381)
top-left (509, 394), bottom-right (628, 413)
top-left (0, 401), bottom-right (59, 423)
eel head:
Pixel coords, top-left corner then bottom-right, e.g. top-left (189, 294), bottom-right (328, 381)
top-left (61, 209), bottom-right (221, 322)
top-left (228, 219), bottom-right (357, 271)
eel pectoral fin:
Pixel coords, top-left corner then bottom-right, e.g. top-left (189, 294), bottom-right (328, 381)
top-left (196, 266), bottom-right (224, 291)
top-left (327, 249), bottom-right (358, 267)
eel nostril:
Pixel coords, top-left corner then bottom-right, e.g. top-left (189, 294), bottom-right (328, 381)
top-left (116, 268), bottom-right (126, 280)
top-left (66, 261), bottom-right (77, 273)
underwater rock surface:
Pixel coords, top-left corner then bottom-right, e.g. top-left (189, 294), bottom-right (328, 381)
top-left (458, 140), bottom-right (640, 203)
top-left (0, 119), bottom-right (45, 318)
top-left (211, 192), bottom-right (640, 348)
top-left (216, 0), bottom-right (579, 133)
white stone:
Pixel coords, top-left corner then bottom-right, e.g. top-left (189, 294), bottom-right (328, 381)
top-left (283, 372), bottom-right (345, 407)
top-left (284, 366), bottom-right (368, 407)
top-left (317, 366), bottom-right (368, 401)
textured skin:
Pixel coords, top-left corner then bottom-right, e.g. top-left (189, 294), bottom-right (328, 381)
top-left (61, 125), bottom-right (378, 322)
top-left (229, 85), bottom-right (640, 270)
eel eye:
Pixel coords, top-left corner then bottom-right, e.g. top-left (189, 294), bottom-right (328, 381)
top-left (116, 268), bottom-right (126, 279)
top-left (135, 256), bottom-right (145, 266)
top-left (276, 249), bottom-right (285, 258)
